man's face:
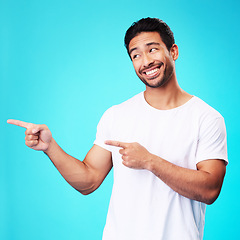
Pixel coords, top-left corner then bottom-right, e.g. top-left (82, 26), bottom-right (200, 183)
top-left (128, 31), bottom-right (177, 89)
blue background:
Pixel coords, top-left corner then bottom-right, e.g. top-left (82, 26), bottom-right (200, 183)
top-left (1, 0), bottom-right (239, 239)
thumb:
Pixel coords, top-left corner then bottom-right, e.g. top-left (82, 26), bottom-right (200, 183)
top-left (26, 124), bottom-right (47, 135)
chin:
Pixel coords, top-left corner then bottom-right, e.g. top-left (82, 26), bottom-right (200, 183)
top-left (141, 77), bottom-right (168, 89)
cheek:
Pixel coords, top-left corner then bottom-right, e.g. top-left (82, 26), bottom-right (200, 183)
top-left (133, 62), bottom-right (141, 73)
top-left (165, 59), bottom-right (175, 75)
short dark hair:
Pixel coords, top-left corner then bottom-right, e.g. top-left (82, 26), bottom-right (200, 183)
top-left (124, 17), bottom-right (175, 55)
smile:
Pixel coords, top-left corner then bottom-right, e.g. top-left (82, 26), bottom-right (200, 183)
top-left (145, 68), bottom-right (159, 75)
top-left (142, 64), bottom-right (163, 78)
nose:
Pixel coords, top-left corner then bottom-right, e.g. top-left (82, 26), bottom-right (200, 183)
top-left (142, 53), bottom-right (154, 68)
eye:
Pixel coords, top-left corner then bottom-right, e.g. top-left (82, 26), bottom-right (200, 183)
top-left (150, 48), bottom-right (157, 53)
top-left (132, 54), bottom-right (140, 60)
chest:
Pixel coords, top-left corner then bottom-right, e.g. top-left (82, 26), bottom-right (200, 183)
top-left (110, 109), bottom-right (199, 169)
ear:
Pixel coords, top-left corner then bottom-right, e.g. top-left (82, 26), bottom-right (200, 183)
top-left (170, 44), bottom-right (179, 61)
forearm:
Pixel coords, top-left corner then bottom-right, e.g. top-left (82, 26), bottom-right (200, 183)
top-left (44, 139), bottom-right (97, 194)
top-left (147, 155), bottom-right (224, 204)
top-left (104, 140), bottom-right (225, 204)
top-left (7, 119), bottom-right (111, 195)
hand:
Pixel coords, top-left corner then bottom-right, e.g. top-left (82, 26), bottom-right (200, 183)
top-left (105, 140), bottom-right (152, 169)
top-left (7, 119), bottom-right (52, 151)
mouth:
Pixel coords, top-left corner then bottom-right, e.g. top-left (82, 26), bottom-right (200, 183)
top-left (141, 63), bottom-right (163, 78)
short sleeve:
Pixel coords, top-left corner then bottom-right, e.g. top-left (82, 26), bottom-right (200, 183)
top-left (93, 107), bottom-right (114, 152)
top-left (195, 117), bottom-right (228, 165)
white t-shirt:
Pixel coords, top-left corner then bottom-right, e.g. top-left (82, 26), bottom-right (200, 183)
top-left (94, 92), bottom-right (228, 240)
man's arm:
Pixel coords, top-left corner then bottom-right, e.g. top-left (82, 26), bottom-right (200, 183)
top-left (45, 141), bottom-right (112, 195)
top-left (149, 155), bottom-right (226, 205)
top-left (105, 140), bottom-right (226, 205)
top-left (7, 119), bottom-right (112, 195)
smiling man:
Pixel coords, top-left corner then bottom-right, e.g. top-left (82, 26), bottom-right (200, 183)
top-left (8, 18), bottom-right (228, 240)
top-left (128, 32), bottom-right (176, 89)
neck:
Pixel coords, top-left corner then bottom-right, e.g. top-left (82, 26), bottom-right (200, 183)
top-left (144, 74), bottom-right (192, 110)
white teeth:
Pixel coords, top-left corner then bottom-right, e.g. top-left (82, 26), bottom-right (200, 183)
top-left (146, 68), bottom-right (158, 75)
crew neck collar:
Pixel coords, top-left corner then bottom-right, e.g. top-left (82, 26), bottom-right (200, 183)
top-left (140, 91), bottom-right (195, 112)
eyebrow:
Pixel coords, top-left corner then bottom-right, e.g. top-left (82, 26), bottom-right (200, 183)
top-left (129, 42), bottom-right (161, 55)
top-left (146, 42), bottom-right (160, 47)
top-left (129, 47), bottom-right (137, 56)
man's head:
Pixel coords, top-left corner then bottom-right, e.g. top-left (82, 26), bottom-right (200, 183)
top-left (125, 18), bottom-right (178, 89)
top-left (124, 18), bottom-right (175, 56)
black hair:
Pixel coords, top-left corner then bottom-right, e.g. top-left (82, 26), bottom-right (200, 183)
top-left (124, 17), bottom-right (175, 55)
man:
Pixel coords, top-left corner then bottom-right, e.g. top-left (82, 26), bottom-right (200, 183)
top-left (8, 18), bottom-right (228, 240)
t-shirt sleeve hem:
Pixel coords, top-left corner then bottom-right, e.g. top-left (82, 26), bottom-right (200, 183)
top-left (93, 140), bottom-right (112, 152)
top-left (196, 156), bottom-right (228, 165)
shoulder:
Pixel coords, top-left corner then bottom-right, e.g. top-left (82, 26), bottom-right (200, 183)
top-left (105, 92), bottom-right (143, 114)
top-left (98, 92), bottom-right (143, 123)
top-left (189, 97), bottom-right (227, 142)
top-left (190, 96), bottom-right (224, 121)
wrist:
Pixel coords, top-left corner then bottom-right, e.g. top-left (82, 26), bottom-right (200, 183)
top-left (44, 138), bottom-right (56, 155)
top-left (145, 153), bottom-right (155, 171)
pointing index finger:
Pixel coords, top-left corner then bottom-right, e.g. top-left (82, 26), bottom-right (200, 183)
top-left (105, 140), bottom-right (128, 148)
top-left (7, 119), bottom-right (31, 129)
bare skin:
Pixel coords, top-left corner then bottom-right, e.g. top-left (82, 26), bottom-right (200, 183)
top-left (7, 119), bottom-right (112, 195)
top-left (7, 31), bottom-right (226, 204)
top-left (104, 140), bottom-right (226, 205)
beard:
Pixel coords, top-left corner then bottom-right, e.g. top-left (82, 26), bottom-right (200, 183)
top-left (137, 62), bottom-right (174, 89)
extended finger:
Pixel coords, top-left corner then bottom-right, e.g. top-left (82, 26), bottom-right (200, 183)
top-left (7, 119), bottom-right (31, 129)
top-left (105, 140), bottom-right (128, 148)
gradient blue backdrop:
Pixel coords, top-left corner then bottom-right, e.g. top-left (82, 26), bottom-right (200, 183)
top-left (1, 0), bottom-right (239, 239)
